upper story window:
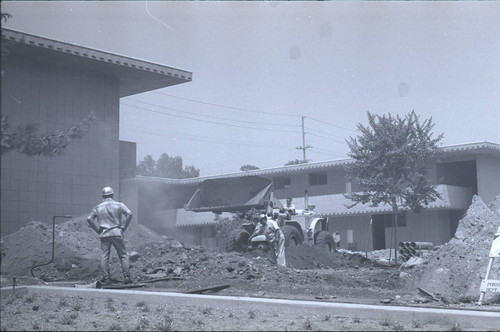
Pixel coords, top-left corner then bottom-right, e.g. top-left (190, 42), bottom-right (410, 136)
top-left (308, 172), bottom-right (327, 186)
top-left (274, 176), bottom-right (291, 189)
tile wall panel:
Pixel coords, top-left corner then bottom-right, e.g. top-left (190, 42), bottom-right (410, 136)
top-left (1, 53), bottom-right (121, 235)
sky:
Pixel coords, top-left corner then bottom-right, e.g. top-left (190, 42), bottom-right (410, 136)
top-left (2, 1), bottom-right (500, 176)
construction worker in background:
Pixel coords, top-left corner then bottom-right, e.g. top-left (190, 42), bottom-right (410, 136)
top-left (249, 214), bottom-right (286, 267)
top-left (87, 187), bottom-right (133, 284)
top-left (283, 197), bottom-right (296, 219)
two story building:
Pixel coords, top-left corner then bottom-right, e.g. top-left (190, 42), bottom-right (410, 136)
top-left (121, 141), bottom-right (500, 251)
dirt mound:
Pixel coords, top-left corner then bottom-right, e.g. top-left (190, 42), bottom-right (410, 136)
top-left (286, 245), bottom-right (374, 269)
top-left (405, 195), bottom-right (500, 303)
top-left (1, 215), bottom-right (369, 285)
top-left (0, 215), bottom-right (170, 281)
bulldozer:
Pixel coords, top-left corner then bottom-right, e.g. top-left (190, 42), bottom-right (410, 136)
top-left (184, 175), bottom-right (338, 253)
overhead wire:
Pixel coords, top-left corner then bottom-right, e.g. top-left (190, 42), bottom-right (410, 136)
top-left (306, 132), bottom-right (347, 145)
top-left (121, 123), bottom-right (290, 150)
top-left (121, 101), bottom-right (301, 134)
top-left (305, 116), bottom-right (357, 133)
top-left (125, 97), bottom-right (300, 128)
top-left (121, 93), bottom-right (353, 160)
top-left (152, 91), bottom-right (302, 118)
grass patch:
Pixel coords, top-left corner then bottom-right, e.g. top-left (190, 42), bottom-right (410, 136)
top-left (72, 302), bottom-right (81, 311)
top-left (154, 314), bottom-right (173, 331)
top-left (136, 300), bottom-right (146, 307)
top-left (248, 309), bottom-right (256, 319)
top-left (353, 317), bottom-right (361, 324)
top-left (135, 317), bottom-right (150, 331)
top-left (60, 313), bottom-right (76, 325)
top-left (448, 324), bottom-right (462, 331)
top-left (57, 298), bottom-right (68, 309)
top-left (106, 302), bottom-right (116, 312)
top-left (109, 322), bottom-right (121, 331)
top-left (202, 307), bottom-right (212, 315)
top-left (303, 318), bottom-right (313, 331)
top-left (390, 321), bottom-right (406, 331)
top-left (24, 294), bottom-right (36, 303)
top-left (323, 314), bottom-right (331, 321)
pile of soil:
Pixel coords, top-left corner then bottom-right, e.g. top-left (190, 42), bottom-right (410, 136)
top-left (0, 215), bottom-right (167, 282)
top-left (0, 215), bottom-right (375, 287)
top-left (405, 195), bottom-right (500, 303)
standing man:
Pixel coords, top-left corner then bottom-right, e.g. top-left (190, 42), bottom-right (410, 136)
top-left (87, 187), bottom-right (133, 284)
top-left (283, 197), bottom-right (296, 219)
top-left (249, 214), bottom-right (286, 267)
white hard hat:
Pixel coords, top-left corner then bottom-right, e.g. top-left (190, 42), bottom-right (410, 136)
top-left (102, 187), bottom-right (114, 196)
top-left (258, 214), bottom-right (267, 221)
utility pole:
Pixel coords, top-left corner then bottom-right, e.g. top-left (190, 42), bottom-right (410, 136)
top-left (296, 116), bottom-right (312, 162)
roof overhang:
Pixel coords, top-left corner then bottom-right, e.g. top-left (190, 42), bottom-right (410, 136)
top-left (1, 28), bottom-right (192, 97)
top-left (123, 142), bottom-right (499, 184)
top-left (173, 184), bottom-right (474, 227)
top-left (312, 184), bottom-right (473, 217)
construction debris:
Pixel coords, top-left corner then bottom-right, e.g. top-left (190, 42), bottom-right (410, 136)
top-left (185, 283), bottom-right (230, 294)
top-left (405, 195), bottom-right (500, 303)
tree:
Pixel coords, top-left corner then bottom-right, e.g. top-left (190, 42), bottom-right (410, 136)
top-left (1, 113), bottom-right (96, 157)
top-left (344, 111), bottom-right (443, 264)
top-left (137, 153), bottom-right (200, 179)
top-left (240, 164), bottom-right (260, 171)
top-left (285, 159), bottom-right (309, 166)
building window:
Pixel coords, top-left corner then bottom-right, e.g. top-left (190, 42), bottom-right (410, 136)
top-left (308, 173), bottom-right (327, 186)
top-left (274, 176), bottom-right (291, 189)
top-left (384, 213), bottom-right (407, 227)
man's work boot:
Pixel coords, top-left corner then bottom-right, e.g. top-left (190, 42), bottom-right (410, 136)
top-left (123, 274), bottom-right (133, 284)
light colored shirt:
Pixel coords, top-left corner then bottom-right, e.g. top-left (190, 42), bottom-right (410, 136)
top-left (264, 218), bottom-right (281, 242)
top-left (284, 203), bottom-right (296, 215)
top-left (88, 198), bottom-right (132, 237)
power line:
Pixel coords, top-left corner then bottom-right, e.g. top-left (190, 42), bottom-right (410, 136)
top-left (307, 132), bottom-right (346, 145)
top-left (121, 102), bottom-right (301, 134)
top-left (311, 127), bottom-right (349, 140)
top-left (305, 116), bottom-right (357, 133)
top-left (151, 91), bottom-right (302, 118)
top-left (124, 98), bottom-right (300, 128)
top-left (122, 123), bottom-right (291, 149)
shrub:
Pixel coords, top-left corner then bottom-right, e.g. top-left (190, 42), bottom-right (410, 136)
top-left (248, 310), bottom-right (256, 319)
top-left (154, 315), bottom-right (173, 332)
top-left (135, 317), bottom-right (150, 331)
top-left (60, 314), bottom-right (75, 325)
top-left (303, 318), bottom-right (313, 331)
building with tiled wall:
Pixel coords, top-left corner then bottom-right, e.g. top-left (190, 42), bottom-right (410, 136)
top-left (121, 142), bottom-right (500, 251)
top-left (1, 28), bottom-right (192, 235)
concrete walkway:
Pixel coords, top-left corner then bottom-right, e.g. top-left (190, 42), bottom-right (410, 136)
top-left (3, 285), bottom-right (500, 330)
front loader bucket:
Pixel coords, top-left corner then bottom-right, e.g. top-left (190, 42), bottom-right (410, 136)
top-left (185, 176), bottom-right (274, 213)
